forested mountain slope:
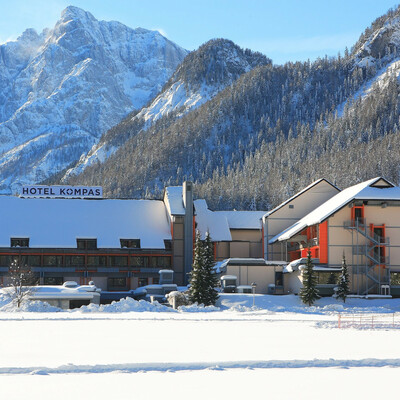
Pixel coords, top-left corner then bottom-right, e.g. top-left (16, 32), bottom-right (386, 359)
top-left (63, 39), bottom-right (270, 179)
top-left (65, 6), bottom-right (400, 209)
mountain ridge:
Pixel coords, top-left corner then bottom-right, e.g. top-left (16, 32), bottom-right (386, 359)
top-left (0, 5), bottom-right (187, 193)
top-left (65, 5), bottom-right (400, 209)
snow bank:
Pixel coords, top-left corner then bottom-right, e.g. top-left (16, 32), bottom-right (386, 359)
top-left (0, 298), bottom-right (61, 312)
top-left (178, 303), bottom-right (220, 312)
top-left (218, 294), bottom-right (400, 314)
top-left (76, 297), bottom-right (175, 313)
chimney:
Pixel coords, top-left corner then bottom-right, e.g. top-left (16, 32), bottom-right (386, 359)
top-left (183, 181), bottom-right (193, 284)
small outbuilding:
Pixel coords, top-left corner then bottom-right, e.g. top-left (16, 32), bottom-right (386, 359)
top-left (29, 281), bottom-right (101, 309)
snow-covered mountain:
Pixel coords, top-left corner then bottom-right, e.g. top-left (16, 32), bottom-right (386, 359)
top-left (336, 7), bottom-right (400, 116)
top-left (0, 6), bottom-right (187, 193)
top-left (63, 39), bottom-right (271, 179)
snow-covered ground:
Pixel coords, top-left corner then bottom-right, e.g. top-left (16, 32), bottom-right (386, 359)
top-left (1, 293), bottom-right (400, 399)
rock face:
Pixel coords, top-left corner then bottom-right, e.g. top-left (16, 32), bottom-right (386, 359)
top-left (63, 39), bottom-right (271, 179)
top-left (0, 6), bottom-right (187, 193)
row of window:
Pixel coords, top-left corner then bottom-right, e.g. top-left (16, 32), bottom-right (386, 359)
top-left (10, 238), bottom-right (173, 251)
top-left (0, 255), bottom-right (171, 268)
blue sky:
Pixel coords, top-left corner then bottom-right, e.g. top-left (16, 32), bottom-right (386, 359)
top-left (0, 0), bottom-right (398, 64)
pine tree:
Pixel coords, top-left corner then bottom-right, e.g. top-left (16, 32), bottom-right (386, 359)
top-left (188, 231), bottom-right (219, 306)
top-left (299, 250), bottom-right (320, 306)
top-left (336, 253), bottom-right (350, 302)
top-left (203, 231), bottom-right (219, 305)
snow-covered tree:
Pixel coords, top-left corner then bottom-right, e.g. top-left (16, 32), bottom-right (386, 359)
top-left (299, 250), bottom-right (320, 306)
top-left (7, 258), bottom-right (37, 308)
top-left (188, 231), bottom-right (219, 306)
top-left (336, 253), bottom-right (350, 302)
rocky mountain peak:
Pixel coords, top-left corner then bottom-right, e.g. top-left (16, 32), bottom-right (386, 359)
top-left (60, 6), bottom-right (97, 24)
top-left (0, 6), bottom-right (187, 194)
top-left (352, 6), bottom-right (400, 67)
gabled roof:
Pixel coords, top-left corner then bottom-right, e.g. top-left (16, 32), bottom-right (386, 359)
top-left (263, 178), bottom-right (339, 219)
top-left (0, 196), bottom-right (171, 248)
top-left (269, 177), bottom-right (398, 244)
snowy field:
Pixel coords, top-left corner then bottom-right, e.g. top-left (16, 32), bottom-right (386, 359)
top-left (1, 293), bottom-right (400, 399)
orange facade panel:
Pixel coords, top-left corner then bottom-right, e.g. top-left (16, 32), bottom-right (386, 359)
top-left (319, 221), bottom-right (328, 264)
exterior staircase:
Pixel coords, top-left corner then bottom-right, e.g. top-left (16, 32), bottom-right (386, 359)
top-left (344, 218), bottom-right (390, 295)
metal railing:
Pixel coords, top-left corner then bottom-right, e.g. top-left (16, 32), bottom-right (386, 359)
top-left (338, 313), bottom-right (400, 329)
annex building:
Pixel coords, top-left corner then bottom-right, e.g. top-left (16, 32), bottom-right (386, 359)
top-left (264, 177), bottom-right (400, 296)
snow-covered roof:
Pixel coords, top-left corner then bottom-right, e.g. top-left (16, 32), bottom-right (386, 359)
top-left (270, 177), bottom-right (397, 243)
top-left (216, 211), bottom-right (265, 229)
top-left (214, 258), bottom-right (287, 274)
top-left (0, 196), bottom-right (171, 248)
top-left (194, 200), bottom-right (266, 241)
top-left (263, 179), bottom-right (339, 219)
top-left (221, 275), bottom-right (238, 280)
top-left (283, 257), bottom-right (320, 273)
top-left (194, 199), bottom-right (232, 241)
top-left (30, 282), bottom-right (100, 300)
top-left (164, 186), bottom-right (185, 216)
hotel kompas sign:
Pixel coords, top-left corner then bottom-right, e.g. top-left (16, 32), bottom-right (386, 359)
top-left (20, 185), bottom-right (103, 199)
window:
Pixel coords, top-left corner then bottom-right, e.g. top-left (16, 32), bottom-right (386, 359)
top-left (43, 255), bottom-right (63, 267)
top-left (77, 239), bottom-right (97, 250)
top-left (316, 272), bottom-right (340, 285)
top-left (87, 256), bottom-right (106, 266)
top-left (164, 240), bottom-right (172, 250)
top-left (120, 239), bottom-right (140, 249)
top-left (21, 255), bottom-right (41, 267)
top-left (131, 256), bottom-right (149, 267)
top-left (43, 277), bottom-right (63, 285)
top-left (391, 272), bottom-right (400, 286)
top-left (11, 238), bottom-right (29, 247)
top-left (109, 256), bottom-right (128, 267)
top-left (275, 271), bottom-right (283, 287)
top-left (138, 278), bottom-right (148, 287)
top-left (351, 205), bottom-right (364, 224)
top-left (107, 277), bottom-right (128, 290)
top-left (65, 255), bottom-right (85, 266)
top-left (150, 256), bottom-right (171, 268)
top-left (0, 255), bottom-right (15, 266)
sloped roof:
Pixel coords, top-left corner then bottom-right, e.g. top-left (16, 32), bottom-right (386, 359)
top-left (263, 178), bottom-right (339, 219)
top-left (194, 200), bottom-right (267, 241)
top-left (269, 177), bottom-right (397, 243)
top-left (0, 196), bottom-right (171, 248)
top-left (217, 211), bottom-right (265, 229)
top-left (164, 186), bottom-right (185, 216)
top-left (194, 199), bottom-right (232, 241)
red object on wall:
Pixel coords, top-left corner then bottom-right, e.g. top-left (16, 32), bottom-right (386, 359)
top-left (319, 221), bottom-right (328, 263)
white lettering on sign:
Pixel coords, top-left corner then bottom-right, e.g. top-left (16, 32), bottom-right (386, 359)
top-left (20, 185), bottom-right (103, 199)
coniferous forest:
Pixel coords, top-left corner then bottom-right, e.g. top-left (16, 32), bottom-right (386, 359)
top-left (63, 6), bottom-right (400, 210)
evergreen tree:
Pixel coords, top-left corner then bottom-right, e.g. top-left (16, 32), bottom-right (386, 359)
top-left (188, 231), bottom-right (219, 306)
top-left (299, 250), bottom-right (320, 306)
top-left (336, 253), bottom-right (350, 302)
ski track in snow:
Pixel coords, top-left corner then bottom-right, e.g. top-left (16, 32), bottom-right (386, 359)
top-left (1, 359), bottom-right (400, 376)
